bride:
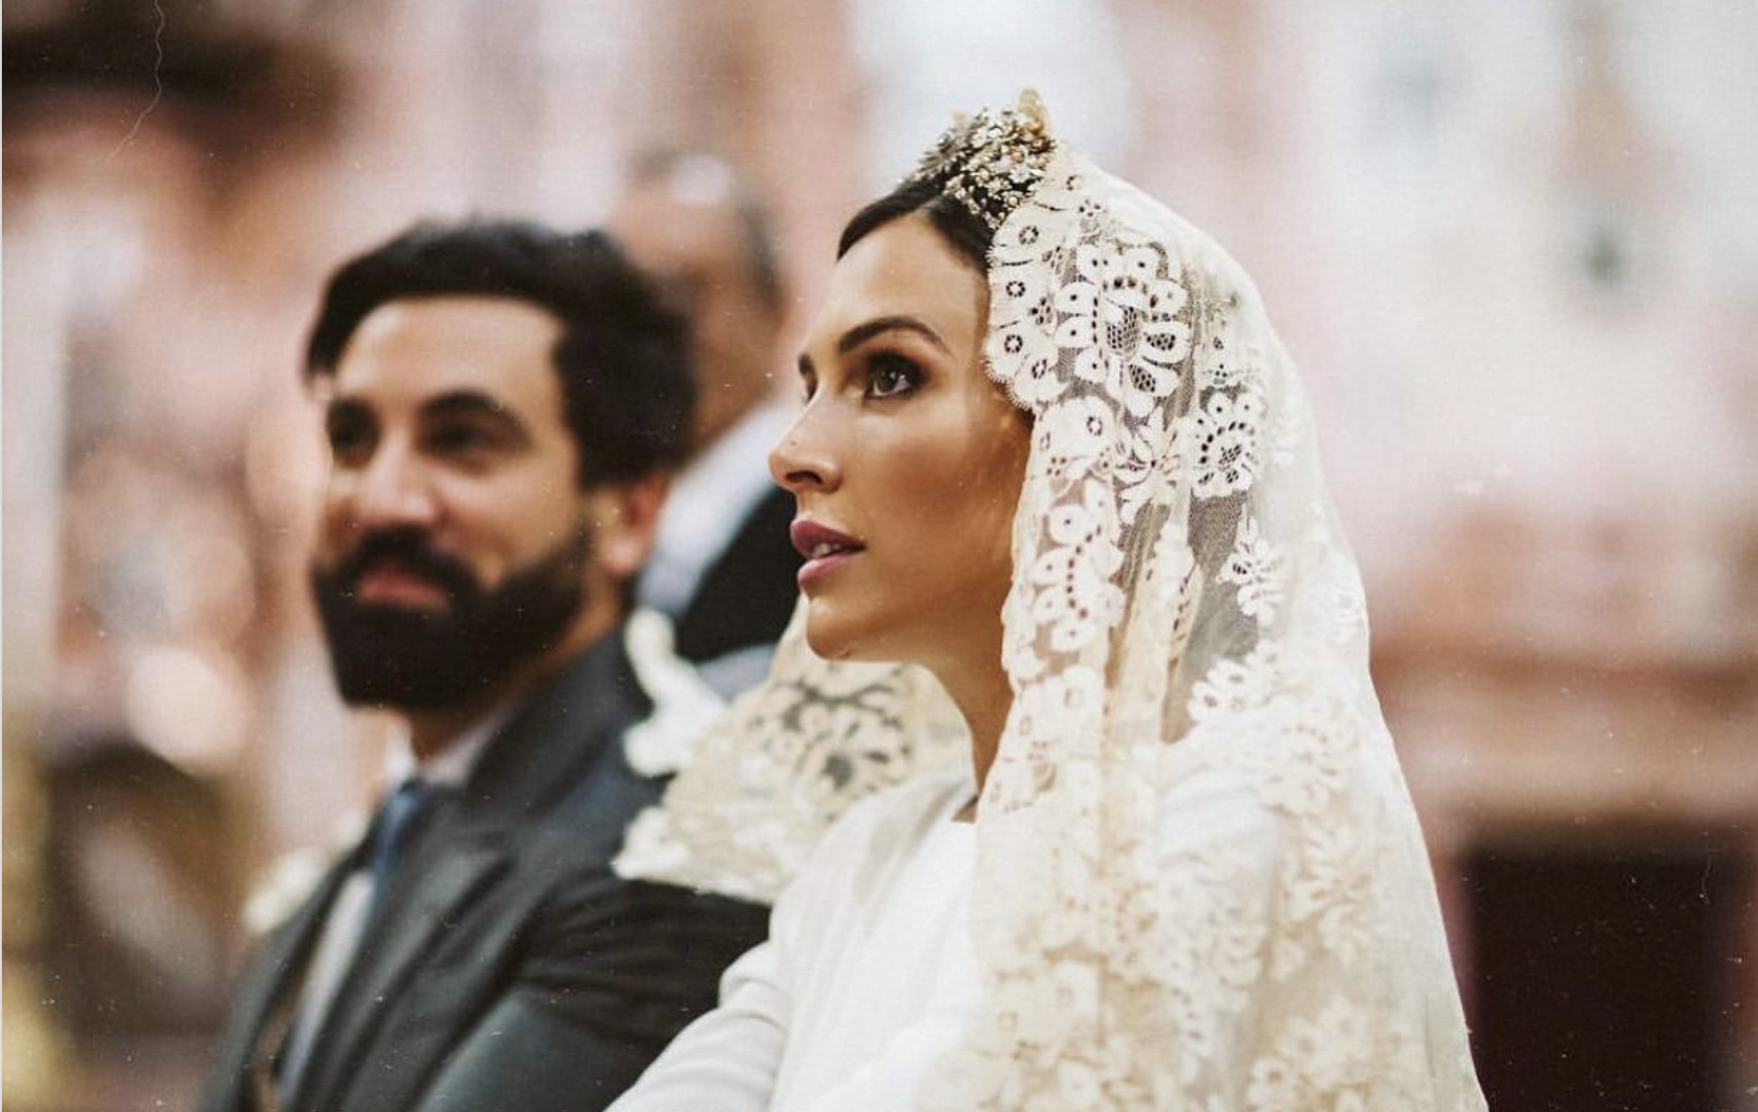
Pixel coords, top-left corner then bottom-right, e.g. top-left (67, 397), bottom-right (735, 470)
top-left (610, 92), bottom-right (1487, 1111)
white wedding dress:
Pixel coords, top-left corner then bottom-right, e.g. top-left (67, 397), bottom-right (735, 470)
top-left (607, 774), bottom-right (979, 1112)
top-left (612, 747), bottom-right (1301, 1112)
top-left (614, 93), bottom-right (1486, 1110)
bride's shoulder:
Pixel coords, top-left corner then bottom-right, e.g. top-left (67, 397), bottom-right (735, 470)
top-left (794, 771), bottom-right (972, 892)
top-left (837, 770), bottom-right (971, 844)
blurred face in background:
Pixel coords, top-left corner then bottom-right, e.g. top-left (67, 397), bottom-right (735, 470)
top-left (772, 213), bottom-right (1030, 677)
top-left (309, 296), bottom-right (652, 710)
top-left (610, 169), bottom-right (784, 452)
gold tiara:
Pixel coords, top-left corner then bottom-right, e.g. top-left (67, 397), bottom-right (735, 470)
top-left (907, 89), bottom-right (1055, 232)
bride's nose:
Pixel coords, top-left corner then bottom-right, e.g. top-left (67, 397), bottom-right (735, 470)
top-left (770, 407), bottom-right (841, 494)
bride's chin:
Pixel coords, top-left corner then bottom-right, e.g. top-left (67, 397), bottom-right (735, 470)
top-left (803, 608), bottom-right (857, 662)
top-left (803, 600), bottom-right (891, 664)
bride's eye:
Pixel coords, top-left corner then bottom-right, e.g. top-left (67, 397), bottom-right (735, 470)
top-left (866, 354), bottom-right (922, 399)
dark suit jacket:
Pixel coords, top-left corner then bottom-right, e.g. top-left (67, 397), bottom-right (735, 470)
top-left (198, 628), bottom-right (769, 1112)
top-left (668, 486), bottom-right (800, 666)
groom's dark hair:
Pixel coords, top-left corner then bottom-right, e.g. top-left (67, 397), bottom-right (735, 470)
top-left (305, 219), bottom-right (695, 489)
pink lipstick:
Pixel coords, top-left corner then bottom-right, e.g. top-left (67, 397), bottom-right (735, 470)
top-left (790, 519), bottom-right (865, 589)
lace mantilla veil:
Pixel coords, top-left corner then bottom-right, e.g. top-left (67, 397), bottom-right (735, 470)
top-left (617, 92), bottom-right (1487, 1111)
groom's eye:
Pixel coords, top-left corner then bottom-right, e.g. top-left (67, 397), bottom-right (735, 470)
top-left (424, 415), bottom-right (522, 465)
top-left (326, 402), bottom-right (378, 466)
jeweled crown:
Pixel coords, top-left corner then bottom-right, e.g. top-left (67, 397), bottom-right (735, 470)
top-left (907, 89), bottom-right (1056, 232)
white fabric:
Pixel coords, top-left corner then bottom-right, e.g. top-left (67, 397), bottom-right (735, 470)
top-left (692, 641), bottom-right (779, 699)
top-left (616, 602), bottom-right (968, 906)
top-left (639, 400), bottom-right (795, 618)
top-left (610, 774), bottom-right (980, 1112)
top-left (622, 608), bottom-right (730, 777)
top-left (618, 93), bottom-right (1485, 1111)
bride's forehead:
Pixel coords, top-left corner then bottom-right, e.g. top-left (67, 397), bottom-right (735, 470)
top-left (807, 217), bottom-right (987, 342)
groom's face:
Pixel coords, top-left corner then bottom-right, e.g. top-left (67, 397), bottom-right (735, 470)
top-left (308, 296), bottom-right (601, 708)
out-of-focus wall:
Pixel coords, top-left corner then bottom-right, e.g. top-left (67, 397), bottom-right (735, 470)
top-left (4, 0), bottom-right (1754, 1108)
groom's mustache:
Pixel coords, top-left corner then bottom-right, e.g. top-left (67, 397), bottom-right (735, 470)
top-left (327, 527), bottom-right (480, 603)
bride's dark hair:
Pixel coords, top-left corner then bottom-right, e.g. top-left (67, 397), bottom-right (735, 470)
top-left (836, 178), bottom-right (993, 270)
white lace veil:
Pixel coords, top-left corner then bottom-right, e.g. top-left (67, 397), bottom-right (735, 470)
top-left (617, 600), bottom-right (967, 905)
top-left (618, 93), bottom-right (1485, 1110)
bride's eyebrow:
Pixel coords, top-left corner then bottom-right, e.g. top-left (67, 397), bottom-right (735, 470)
top-left (797, 315), bottom-right (948, 380)
top-left (836, 316), bottom-right (948, 355)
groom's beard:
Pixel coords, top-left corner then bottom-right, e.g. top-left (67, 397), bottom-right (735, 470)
top-left (310, 523), bottom-right (593, 710)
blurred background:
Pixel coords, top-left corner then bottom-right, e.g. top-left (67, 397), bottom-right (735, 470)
top-left (4, 0), bottom-right (1755, 1108)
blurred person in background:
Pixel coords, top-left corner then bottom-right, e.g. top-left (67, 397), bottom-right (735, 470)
top-left (608, 152), bottom-right (801, 698)
top-left (197, 221), bottom-right (768, 1112)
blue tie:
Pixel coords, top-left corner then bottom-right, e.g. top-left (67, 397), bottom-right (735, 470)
top-left (365, 778), bottom-right (438, 917)
top-left (275, 778), bottom-right (441, 1098)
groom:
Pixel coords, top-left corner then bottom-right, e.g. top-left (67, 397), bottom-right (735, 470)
top-left (198, 222), bottom-right (767, 1112)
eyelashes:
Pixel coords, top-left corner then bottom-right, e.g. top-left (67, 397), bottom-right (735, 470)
top-left (797, 351), bottom-right (927, 403)
top-left (864, 353), bottom-right (923, 399)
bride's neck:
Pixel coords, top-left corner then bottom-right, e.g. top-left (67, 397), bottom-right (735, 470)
top-left (930, 654), bottom-right (1013, 795)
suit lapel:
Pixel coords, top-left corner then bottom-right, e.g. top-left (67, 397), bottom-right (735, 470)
top-left (457, 625), bottom-right (648, 819)
top-left (290, 627), bottom-right (651, 1110)
top-left (302, 833), bottom-right (509, 1090)
top-left (198, 854), bottom-right (354, 1112)
top-left (246, 864), bottom-right (353, 1035)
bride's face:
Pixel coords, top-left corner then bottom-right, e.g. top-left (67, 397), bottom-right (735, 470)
top-left (772, 213), bottom-right (1030, 669)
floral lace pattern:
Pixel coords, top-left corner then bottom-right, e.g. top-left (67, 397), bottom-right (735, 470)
top-left (616, 131), bottom-right (1483, 1109)
top-left (919, 149), bottom-right (1484, 1110)
top-left (614, 602), bottom-right (968, 905)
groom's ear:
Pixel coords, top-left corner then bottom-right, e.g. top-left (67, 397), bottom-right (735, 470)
top-left (587, 472), bottom-right (670, 584)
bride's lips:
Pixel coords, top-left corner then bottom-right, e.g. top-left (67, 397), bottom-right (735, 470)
top-left (790, 519), bottom-right (865, 589)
